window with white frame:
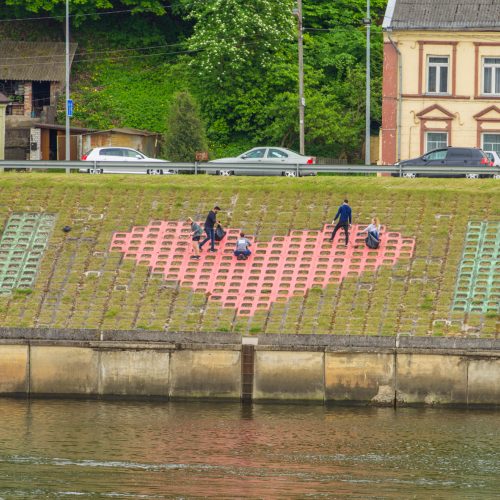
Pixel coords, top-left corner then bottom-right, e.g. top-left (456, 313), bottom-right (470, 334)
top-left (426, 132), bottom-right (448, 152)
top-left (482, 133), bottom-right (500, 153)
top-left (483, 58), bottom-right (500, 95)
top-left (427, 56), bottom-right (449, 94)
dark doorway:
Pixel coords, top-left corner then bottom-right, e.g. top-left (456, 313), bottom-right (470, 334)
top-left (49, 129), bottom-right (58, 160)
top-left (32, 81), bottom-right (51, 117)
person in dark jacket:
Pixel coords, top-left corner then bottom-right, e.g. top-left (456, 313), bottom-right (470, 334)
top-left (199, 206), bottom-right (221, 252)
top-left (329, 199), bottom-right (352, 246)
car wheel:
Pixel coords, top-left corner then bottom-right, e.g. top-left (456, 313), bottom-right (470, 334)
top-left (493, 174), bottom-right (500, 179)
top-left (218, 170), bottom-right (233, 176)
top-left (402, 172), bottom-right (416, 178)
top-left (465, 173), bottom-right (479, 179)
top-left (283, 170), bottom-right (297, 177)
top-left (147, 168), bottom-right (163, 175)
top-left (90, 168), bottom-right (103, 174)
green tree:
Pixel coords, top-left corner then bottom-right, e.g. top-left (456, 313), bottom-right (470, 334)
top-left (180, 0), bottom-right (387, 160)
top-left (177, 0), bottom-right (295, 82)
top-left (163, 91), bottom-right (208, 162)
top-left (2, 0), bottom-right (167, 18)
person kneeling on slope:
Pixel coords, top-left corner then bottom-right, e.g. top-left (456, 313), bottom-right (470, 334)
top-left (234, 232), bottom-right (252, 260)
top-left (360, 217), bottom-right (381, 249)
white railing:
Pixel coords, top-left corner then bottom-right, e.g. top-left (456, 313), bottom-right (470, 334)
top-left (0, 160), bottom-right (498, 177)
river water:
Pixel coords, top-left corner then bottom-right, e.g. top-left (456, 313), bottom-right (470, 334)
top-left (0, 398), bottom-right (498, 498)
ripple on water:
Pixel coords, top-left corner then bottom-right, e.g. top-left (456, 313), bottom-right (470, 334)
top-left (0, 400), bottom-right (498, 497)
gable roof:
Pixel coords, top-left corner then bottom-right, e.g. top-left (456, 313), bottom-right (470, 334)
top-left (384, 0), bottom-right (500, 31)
top-left (0, 41), bottom-right (78, 82)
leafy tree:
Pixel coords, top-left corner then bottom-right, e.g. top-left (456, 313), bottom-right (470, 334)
top-left (179, 0), bottom-right (387, 160)
top-left (163, 91), bottom-right (208, 161)
top-left (177, 0), bottom-right (295, 83)
top-left (2, 0), bottom-right (167, 18)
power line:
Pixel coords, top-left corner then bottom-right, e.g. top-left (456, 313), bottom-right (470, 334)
top-left (0, 38), bottom-right (291, 68)
top-left (0, 42), bottom-right (189, 62)
top-left (0, 4), bottom-right (172, 23)
top-left (0, 47), bottom-right (202, 69)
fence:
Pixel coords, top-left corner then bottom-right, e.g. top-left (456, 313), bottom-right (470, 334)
top-left (0, 160), bottom-right (499, 178)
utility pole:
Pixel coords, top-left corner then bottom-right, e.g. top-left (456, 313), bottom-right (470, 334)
top-left (294, 0), bottom-right (305, 155)
top-left (65, 0), bottom-right (70, 169)
top-left (364, 0), bottom-right (371, 165)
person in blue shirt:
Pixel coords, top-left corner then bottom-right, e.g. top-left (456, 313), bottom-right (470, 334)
top-left (329, 199), bottom-right (352, 246)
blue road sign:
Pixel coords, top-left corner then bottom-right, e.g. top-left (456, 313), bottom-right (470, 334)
top-left (67, 99), bottom-right (74, 117)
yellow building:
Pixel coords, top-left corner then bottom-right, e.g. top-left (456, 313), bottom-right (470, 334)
top-left (380, 0), bottom-right (500, 164)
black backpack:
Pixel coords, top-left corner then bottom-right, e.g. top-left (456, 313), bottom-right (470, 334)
top-left (215, 225), bottom-right (226, 241)
top-left (365, 232), bottom-right (380, 249)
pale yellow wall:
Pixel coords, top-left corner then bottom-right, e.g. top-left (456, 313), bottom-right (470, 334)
top-left (0, 104), bottom-right (6, 160)
top-left (385, 31), bottom-right (500, 160)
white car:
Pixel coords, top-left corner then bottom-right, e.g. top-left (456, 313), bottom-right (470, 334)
top-left (209, 147), bottom-right (316, 177)
top-left (484, 151), bottom-right (500, 166)
top-left (80, 147), bottom-right (174, 175)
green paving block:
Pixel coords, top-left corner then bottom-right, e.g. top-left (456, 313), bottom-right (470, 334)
top-left (0, 213), bottom-right (56, 293)
top-left (452, 221), bottom-right (500, 315)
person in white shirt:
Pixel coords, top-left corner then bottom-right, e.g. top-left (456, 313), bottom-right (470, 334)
top-left (234, 232), bottom-right (252, 260)
top-left (360, 217), bottom-right (381, 248)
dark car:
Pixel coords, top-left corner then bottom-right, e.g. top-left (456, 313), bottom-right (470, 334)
top-left (395, 147), bottom-right (492, 178)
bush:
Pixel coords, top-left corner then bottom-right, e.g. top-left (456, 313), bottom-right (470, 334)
top-left (163, 91), bottom-right (208, 162)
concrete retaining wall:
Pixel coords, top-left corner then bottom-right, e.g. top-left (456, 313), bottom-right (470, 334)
top-left (0, 329), bottom-right (499, 406)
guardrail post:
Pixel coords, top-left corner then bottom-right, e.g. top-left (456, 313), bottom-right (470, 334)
top-left (296, 162), bottom-right (299, 177)
top-left (195, 161), bottom-right (198, 175)
top-left (399, 163), bottom-right (402, 177)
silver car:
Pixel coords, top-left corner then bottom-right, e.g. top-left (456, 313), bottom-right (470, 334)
top-left (209, 147), bottom-right (316, 177)
top-left (80, 147), bottom-right (174, 175)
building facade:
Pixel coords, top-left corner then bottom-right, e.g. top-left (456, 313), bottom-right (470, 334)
top-left (0, 41), bottom-right (77, 159)
top-left (380, 0), bottom-right (500, 164)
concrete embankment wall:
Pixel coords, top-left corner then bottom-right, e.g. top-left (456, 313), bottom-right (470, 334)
top-left (0, 329), bottom-right (499, 407)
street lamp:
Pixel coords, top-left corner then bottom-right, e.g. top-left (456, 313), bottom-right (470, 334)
top-left (363, 0), bottom-right (371, 166)
top-left (293, 1), bottom-right (305, 155)
top-left (65, 0), bottom-right (71, 168)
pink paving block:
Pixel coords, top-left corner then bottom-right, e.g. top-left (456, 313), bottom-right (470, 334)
top-left (110, 222), bottom-right (416, 316)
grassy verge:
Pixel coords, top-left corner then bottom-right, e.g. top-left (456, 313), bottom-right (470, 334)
top-left (0, 173), bottom-right (498, 337)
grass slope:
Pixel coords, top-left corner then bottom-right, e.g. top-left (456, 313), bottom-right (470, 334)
top-left (0, 173), bottom-right (498, 337)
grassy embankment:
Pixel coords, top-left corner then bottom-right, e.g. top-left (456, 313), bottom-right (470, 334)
top-left (0, 173), bottom-right (498, 337)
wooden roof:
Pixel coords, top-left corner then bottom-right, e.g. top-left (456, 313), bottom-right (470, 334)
top-left (0, 41), bottom-right (78, 82)
top-left (385, 0), bottom-right (500, 31)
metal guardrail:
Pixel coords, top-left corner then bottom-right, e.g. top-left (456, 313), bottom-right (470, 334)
top-left (0, 160), bottom-right (499, 177)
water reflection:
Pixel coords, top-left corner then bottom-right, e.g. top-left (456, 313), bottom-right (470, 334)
top-left (0, 398), bottom-right (498, 497)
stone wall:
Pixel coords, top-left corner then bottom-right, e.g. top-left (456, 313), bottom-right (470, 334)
top-left (0, 329), bottom-right (499, 406)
